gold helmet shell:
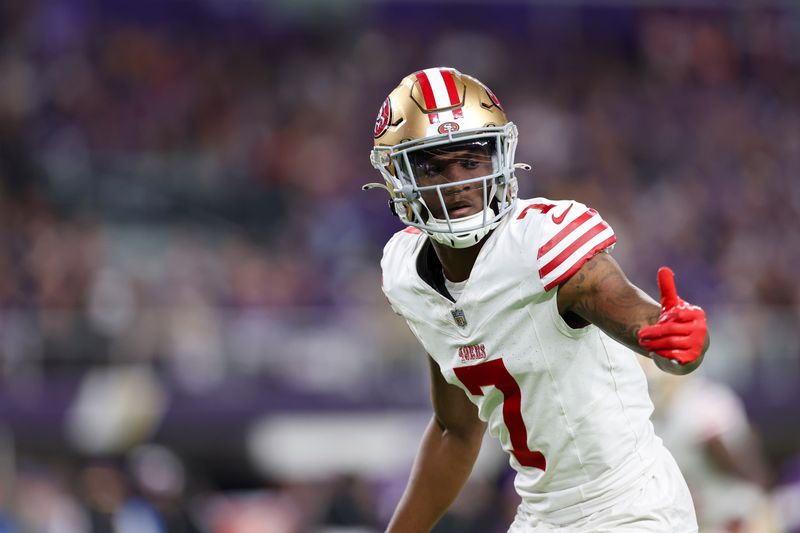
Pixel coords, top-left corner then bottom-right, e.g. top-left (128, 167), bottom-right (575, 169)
top-left (368, 67), bottom-right (521, 248)
top-left (373, 67), bottom-right (509, 147)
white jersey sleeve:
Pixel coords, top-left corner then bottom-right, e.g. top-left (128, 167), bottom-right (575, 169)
top-left (527, 200), bottom-right (617, 291)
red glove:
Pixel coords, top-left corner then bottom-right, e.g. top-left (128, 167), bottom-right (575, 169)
top-left (637, 267), bottom-right (707, 365)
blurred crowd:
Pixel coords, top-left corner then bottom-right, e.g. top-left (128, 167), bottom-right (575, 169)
top-left (1, 0), bottom-right (800, 531)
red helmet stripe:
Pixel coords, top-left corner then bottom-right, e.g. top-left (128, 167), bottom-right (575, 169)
top-left (418, 68), bottom-right (468, 124)
top-left (415, 70), bottom-right (440, 124)
top-left (440, 69), bottom-right (464, 119)
top-left (415, 70), bottom-right (437, 109)
top-left (440, 69), bottom-right (460, 105)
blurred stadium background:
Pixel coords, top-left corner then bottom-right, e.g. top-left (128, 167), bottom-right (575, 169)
top-left (0, 0), bottom-right (799, 531)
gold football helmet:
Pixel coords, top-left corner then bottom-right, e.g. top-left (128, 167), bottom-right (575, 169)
top-left (367, 67), bottom-right (525, 248)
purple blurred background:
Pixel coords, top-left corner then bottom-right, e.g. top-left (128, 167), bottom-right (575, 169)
top-left (0, 0), bottom-right (798, 531)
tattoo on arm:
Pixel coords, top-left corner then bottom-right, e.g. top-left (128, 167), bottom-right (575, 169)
top-left (561, 254), bottom-right (660, 354)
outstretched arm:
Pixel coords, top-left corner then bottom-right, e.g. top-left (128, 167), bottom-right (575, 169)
top-left (386, 356), bottom-right (487, 532)
top-left (557, 253), bottom-right (708, 375)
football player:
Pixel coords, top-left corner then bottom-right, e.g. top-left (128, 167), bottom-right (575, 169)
top-left (643, 366), bottom-right (776, 532)
top-left (365, 67), bottom-right (709, 532)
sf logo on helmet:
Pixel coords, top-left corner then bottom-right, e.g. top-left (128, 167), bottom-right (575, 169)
top-left (374, 97), bottom-right (391, 138)
top-left (438, 122), bottom-right (460, 134)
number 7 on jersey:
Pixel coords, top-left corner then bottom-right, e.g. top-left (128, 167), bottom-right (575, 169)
top-left (454, 359), bottom-right (547, 470)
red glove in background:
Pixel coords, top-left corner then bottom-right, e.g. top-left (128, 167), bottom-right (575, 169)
top-left (637, 267), bottom-right (707, 365)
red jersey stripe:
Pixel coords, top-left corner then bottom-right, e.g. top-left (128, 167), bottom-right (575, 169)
top-left (539, 221), bottom-right (610, 278)
top-left (537, 209), bottom-right (598, 259)
top-left (517, 203), bottom-right (555, 220)
top-left (543, 236), bottom-right (617, 291)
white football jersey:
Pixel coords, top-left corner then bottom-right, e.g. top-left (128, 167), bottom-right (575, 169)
top-left (381, 198), bottom-right (662, 523)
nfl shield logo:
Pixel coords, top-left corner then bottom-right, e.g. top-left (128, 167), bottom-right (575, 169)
top-left (451, 308), bottom-right (467, 328)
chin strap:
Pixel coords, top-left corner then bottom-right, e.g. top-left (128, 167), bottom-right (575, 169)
top-left (426, 207), bottom-right (500, 249)
top-left (514, 163), bottom-right (532, 171)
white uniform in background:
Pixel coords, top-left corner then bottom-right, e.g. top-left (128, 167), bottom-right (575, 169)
top-left (382, 198), bottom-right (697, 531)
top-left (650, 375), bottom-right (772, 532)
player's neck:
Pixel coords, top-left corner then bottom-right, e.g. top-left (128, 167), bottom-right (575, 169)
top-left (430, 233), bottom-right (491, 283)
